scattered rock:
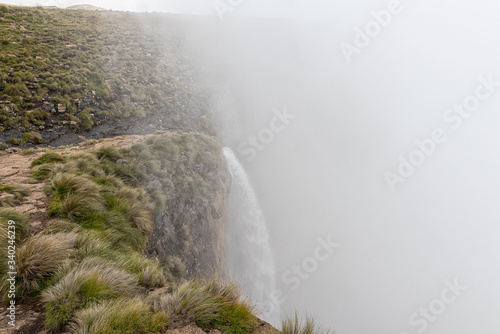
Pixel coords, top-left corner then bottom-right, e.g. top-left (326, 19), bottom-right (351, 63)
top-left (57, 104), bottom-right (66, 113)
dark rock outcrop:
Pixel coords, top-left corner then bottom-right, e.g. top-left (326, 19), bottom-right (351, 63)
top-left (146, 134), bottom-right (231, 277)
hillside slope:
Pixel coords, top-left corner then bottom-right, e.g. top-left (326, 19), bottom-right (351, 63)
top-left (0, 4), bottom-right (213, 148)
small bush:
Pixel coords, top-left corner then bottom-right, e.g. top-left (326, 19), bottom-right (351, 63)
top-left (70, 298), bottom-right (167, 334)
top-left (79, 109), bottom-right (94, 131)
top-left (23, 131), bottom-right (45, 144)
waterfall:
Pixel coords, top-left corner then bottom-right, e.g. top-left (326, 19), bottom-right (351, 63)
top-left (223, 147), bottom-right (280, 325)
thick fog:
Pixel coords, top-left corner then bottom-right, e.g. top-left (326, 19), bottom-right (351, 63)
top-left (11, 0), bottom-right (500, 332)
top-left (179, 2), bottom-right (500, 333)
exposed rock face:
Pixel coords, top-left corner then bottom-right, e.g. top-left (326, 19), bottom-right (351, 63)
top-left (147, 140), bottom-right (231, 277)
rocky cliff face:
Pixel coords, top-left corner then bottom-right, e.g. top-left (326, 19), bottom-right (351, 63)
top-left (149, 161), bottom-right (230, 277)
top-left (131, 133), bottom-right (231, 278)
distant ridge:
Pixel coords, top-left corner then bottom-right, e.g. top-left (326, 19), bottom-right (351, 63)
top-left (67, 4), bottom-right (106, 11)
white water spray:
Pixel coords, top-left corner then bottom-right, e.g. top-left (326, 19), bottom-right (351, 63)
top-left (223, 147), bottom-right (280, 324)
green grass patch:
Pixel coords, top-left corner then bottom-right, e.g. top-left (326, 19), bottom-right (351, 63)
top-left (31, 151), bottom-right (65, 166)
top-left (70, 298), bottom-right (167, 334)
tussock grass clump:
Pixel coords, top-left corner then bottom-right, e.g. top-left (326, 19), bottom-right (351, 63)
top-left (0, 209), bottom-right (29, 241)
top-left (47, 219), bottom-right (82, 233)
top-left (117, 253), bottom-right (167, 288)
top-left (114, 186), bottom-right (154, 233)
top-left (42, 257), bottom-right (140, 330)
top-left (31, 163), bottom-right (57, 180)
top-left (0, 184), bottom-right (31, 197)
top-left (72, 231), bottom-right (115, 261)
top-left (66, 153), bottom-right (105, 178)
top-left (0, 183), bottom-right (31, 207)
top-left (96, 146), bottom-right (123, 163)
top-left (31, 151), bottom-right (65, 167)
top-left (70, 298), bottom-right (167, 334)
top-left (93, 174), bottom-right (124, 189)
top-left (44, 172), bottom-right (99, 198)
top-left (149, 279), bottom-right (257, 332)
top-left (45, 173), bottom-right (104, 220)
top-left (20, 148), bottom-right (37, 156)
top-left (16, 232), bottom-right (77, 293)
top-left (210, 300), bottom-right (257, 334)
top-left (281, 312), bottom-right (334, 334)
top-left (150, 280), bottom-right (224, 326)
